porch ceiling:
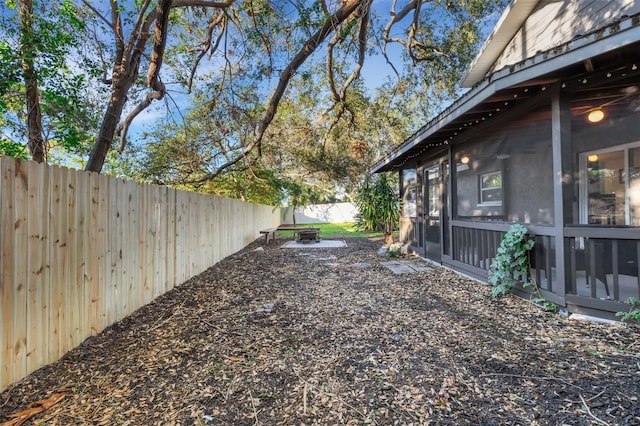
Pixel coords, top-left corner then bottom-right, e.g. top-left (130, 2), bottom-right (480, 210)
top-left (372, 13), bottom-right (640, 174)
top-left (371, 84), bottom-right (548, 171)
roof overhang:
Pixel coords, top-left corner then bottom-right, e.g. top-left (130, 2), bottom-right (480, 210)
top-left (460, 0), bottom-right (540, 88)
top-left (371, 12), bottom-right (640, 174)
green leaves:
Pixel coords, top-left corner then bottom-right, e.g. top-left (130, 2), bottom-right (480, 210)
top-left (1, 0), bottom-right (95, 161)
top-left (615, 297), bottom-right (640, 323)
top-left (0, 139), bottom-right (28, 159)
top-left (488, 224), bottom-right (535, 298)
top-left (354, 173), bottom-right (400, 237)
top-left (2, 0), bottom-right (508, 179)
top-left (339, 18), bottom-right (358, 39)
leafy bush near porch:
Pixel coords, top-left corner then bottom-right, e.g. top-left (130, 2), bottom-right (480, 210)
top-left (488, 224), bottom-right (557, 311)
top-left (488, 224), bottom-right (535, 297)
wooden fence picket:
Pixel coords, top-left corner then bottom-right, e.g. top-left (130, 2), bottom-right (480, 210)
top-left (0, 157), bottom-right (280, 392)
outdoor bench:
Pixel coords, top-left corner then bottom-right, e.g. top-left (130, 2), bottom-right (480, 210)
top-left (261, 225), bottom-right (322, 244)
top-left (275, 224), bottom-right (304, 231)
top-left (259, 227), bottom-right (278, 244)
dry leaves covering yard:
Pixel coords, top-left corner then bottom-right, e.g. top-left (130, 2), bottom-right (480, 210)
top-left (1, 237), bottom-right (639, 425)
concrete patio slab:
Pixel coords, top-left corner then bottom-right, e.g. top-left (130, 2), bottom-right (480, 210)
top-left (381, 260), bottom-right (432, 274)
top-left (281, 240), bottom-right (347, 248)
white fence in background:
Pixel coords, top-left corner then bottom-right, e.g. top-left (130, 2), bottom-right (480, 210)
top-left (281, 202), bottom-right (358, 224)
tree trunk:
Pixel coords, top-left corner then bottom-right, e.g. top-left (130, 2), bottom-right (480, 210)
top-left (85, 77), bottom-right (131, 172)
top-left (84, 0), bottom-right (360, 174)
top-left (85, 108), bottom-right (120, 172)
top-left (384, 232), bottom-right (394, 247)
top-left (84, 1), bottom-right (152, 173)
top-left (19, 0), bottom-right (46, 163)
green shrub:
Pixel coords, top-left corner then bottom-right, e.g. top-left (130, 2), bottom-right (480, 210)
top-left (488, 224), bottom-right (557, 311)
top-left (488, 224), bottom-right (535, 297)
top-left (616, 297), bottom-right (640, 323)
top-left (354, 174), bottom-right (399, 247)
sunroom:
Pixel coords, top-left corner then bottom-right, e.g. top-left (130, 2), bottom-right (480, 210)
top-left (372, 7), bottom-right (640, 318)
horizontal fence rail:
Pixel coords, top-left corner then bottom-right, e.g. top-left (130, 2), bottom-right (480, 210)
top-left (0, 158), bottom-right (280, 392)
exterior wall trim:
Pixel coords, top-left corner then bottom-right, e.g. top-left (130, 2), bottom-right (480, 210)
top-left (443, 258), bottom-right (489, 281)
top-left (460, 0), bottom-right (540, 87)
top-left (564, 226), bottom-right (640, 239)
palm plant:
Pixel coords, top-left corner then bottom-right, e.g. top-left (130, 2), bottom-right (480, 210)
top-left (355, 174), bottom-right (400, 247)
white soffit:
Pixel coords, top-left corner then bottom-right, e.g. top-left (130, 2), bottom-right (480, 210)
top-left (460, 0), bottom-right (540, 88)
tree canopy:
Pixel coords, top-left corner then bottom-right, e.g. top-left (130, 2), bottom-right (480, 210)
top-left (1, 0), bottom-right (507, 201)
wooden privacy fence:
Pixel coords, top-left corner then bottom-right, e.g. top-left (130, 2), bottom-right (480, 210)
top-left (0, 157), bottom-right (281, 392)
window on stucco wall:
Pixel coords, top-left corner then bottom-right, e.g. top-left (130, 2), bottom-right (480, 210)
top-left (479, 171), bottom-right (503, 206)
top-left (453, 104), bottom-right (554, 224)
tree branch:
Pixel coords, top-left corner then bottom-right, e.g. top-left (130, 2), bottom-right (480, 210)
top-left (383, 0), bottom-right (419, 50)
top-left (380, 0), bottom-right (420, 84)
top-left (111, 1), bottom-right (125, 69)
top-left (195, 0), bottom-right (364, 182)
top-left (81, 0), bottom-right (113, 28)
top-left (383, 0), bottom-right (450, 64)
top-left (121, 0), bottom-right (238, 151)
top-left (172, 0), bottom-right (234, 6)
top-left (326, 29), bottom-right (343, 103)
top-left (123, 0), bottom-right (153, 67)
top-left (327, 0), bottom-right (371, 104)
top-left (187, 11), bottom-right (226, 92)
top-left (119, 0), bottom-right (172, 152)
top-left (85, 0), bottom-right (238, 172)
top-left (339, 0), bottom-right (371, 100)
top-left (117, 89), bottom-right (165, 153)
top-left (147, 0), bottom-right (172, 90)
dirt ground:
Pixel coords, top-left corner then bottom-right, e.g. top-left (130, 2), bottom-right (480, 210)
top-left (1, 237), bottom-right (639, 425)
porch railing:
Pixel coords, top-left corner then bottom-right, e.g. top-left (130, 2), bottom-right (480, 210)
top-left (564, 227), bottom-right (640, 307)
top-left (450, 220), bottom-right (639, 312)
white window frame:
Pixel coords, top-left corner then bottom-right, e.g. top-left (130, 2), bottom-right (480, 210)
top-left (579, 140), bottom-right (640, 226)
top-left (479, 170), bottom-right (503, 206)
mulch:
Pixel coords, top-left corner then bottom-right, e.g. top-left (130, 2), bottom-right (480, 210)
top-left (1, 237), bottom-right (639, 425)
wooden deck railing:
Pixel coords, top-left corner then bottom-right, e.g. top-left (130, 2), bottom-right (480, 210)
top-left (450, 220), bottom-right (640, 312)
top-left (0, 157), bottom-right (281, 392)
top-left (563, 227), bottom-right (640, 309)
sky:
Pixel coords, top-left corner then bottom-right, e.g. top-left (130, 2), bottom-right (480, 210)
top-left (129, 32), bottom-right (407, 140)
top-left (1, 0), bottom-right (506, 162)
top-left (126, 0), bottom-right (505, 142)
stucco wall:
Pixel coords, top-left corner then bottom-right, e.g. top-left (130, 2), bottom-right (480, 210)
top-left (455, 108), bottom-right (554, 224)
